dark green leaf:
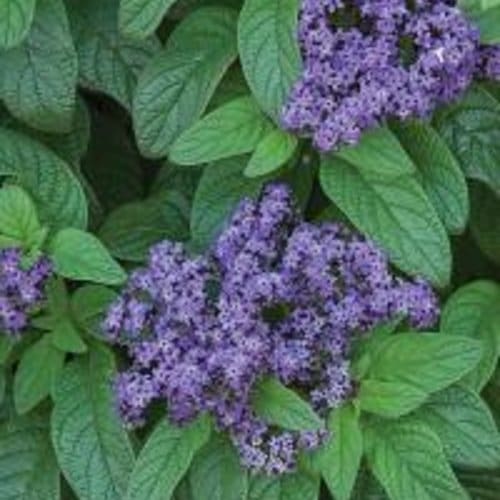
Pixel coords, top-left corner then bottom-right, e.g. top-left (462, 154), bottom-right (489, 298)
top-left (248, 472), bottom-right (320, 500)
top-left (119, 0), bottom-right (178, 39)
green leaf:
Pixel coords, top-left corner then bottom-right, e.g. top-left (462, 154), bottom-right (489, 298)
top-left (0, 0), bottom-right (78, 133)
top-left (0, 412), bottom-right (60, 500)
top-left (456, 466), bottom-right (500, 499)
top-left (434, 84), bottom-right (500, 195)
top-left (126, 417), bottom-right (211, 500)
top-left (52, 344), bottom-right (135, 500)
top-left (470, 183), bottom-right (500, 266)
top-left (191, 156), bottom-right (264, 251)
top-left (0, 185), bottom-right (42, 248)
top-left (335, 126), bottom-right (415, 177)
top-left (312, 404), bottom-right (363, 500)
top-left (320, 156), bottom-right (451, 287)
top-left (189, 434), bottom-right (248, 500)
top-left (252, 377), bottom-right (323, 431)
top-left (238, 0), bottom-right (302, 121)
top-left (248, 472), bottom-right (320, 500)
top-left (0, 128), bottom-right (87, 231)
top-left (413, 386), bottom-right (500, 468)
top-left (52, 319), bottom-right (87, 354)
top-left (0, 0), bottom-right (36, 48)
top-left (358, 380), bottom-right (428, 419)
top-left (133, 7), bottom-right (238, 158)
top-left (392, 120), bottom-right (469, 234)
top-left (119, 0), bottom-right (177, 38)
top-left (364, 418), bottom-right (468, 500)
top-left (367, 333), bottom-right (482, 395)
top-left (465, 5), bottom-right (500, 43)
top-left (441, 281), bottom-right (500, 391)
top-left (245, 129), bottom-right (297, 178)
top-left (49, 228), bottom-right (127, 285)
top-left (0, 370), bottom-right (5, 406)
top-left (14, 335), bottom-right (65, 415)
top-left (0, 337), bottom-right (13, 365)
top-left (169, 95), bottom-right (270, 166)
top-left (66, 0), bottom-right (160, 110)
top-left (99, 194), bottom-right (189, 263)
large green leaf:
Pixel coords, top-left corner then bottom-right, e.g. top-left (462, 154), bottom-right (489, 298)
top-left (191, 156), bottom-right (263, 251)
top-left (52, 345), bottom-right (135, 500)
top-left (238, 0), bottom-right (302, 121)
top-left (392, 121), bottom-right (469, 234)
top-left (0, 412), bottom-right (60, 500)
top-left (169, 96), bottom-right (271, 165)
top-left (189, 434), bottom-right (248, 500)
top-left (320, 156), bottom-right (451, 287)
top-left (434, 84), bottom-right (500, 195)
top-left (0, 128), bottom-right (87, 230)
top-left (248, 473), bottom-right (320, 500)
top-left (413, 386), bottom-right (500, 468)
top-left (463, 3), bottom-right (500, 43)
top-left (0, 0), bottom-right (78, 133)
top-left (49, 228), bottom-right (127, 285)
top-left (252, 377), bottom-right (323, 431)
top-left (312, 404), bottom-right (363, 500)
top-left (133, 7), bottom-right (238, 158)
top-left (441, 281), bottom-right (500, 391)
top-left (126, 417), bottom-right (211, 500)
top-left (367, 333), bottom-right (482, 395)
top-left (14, 335), bottom-right (65, 415)
top-left (119, 0), bottom-right (177, 38)
top-left (0, 0), bottom-right (36, 49)
top-left (66, 0), bottom-right (160, 110)
top-left (364, 418), bottom-right (468, 500)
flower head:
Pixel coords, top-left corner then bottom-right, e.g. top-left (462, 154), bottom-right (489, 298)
top-left (104, 183), bottom-right (439, 474)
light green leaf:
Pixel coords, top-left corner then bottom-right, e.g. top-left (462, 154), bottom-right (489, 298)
top-left (49, 228), bottom-right (126, 285)
top-left (413, 385), bottom-right (500, 468)
top-left (0, 185), bottom-right (42, 248)
top-left (312, 404), bottom-right (362, 500)
top-left (364, 418), bottom-right (468, 500)
top-left (14, 335), bottom-right (65, 415)
top-left (126, 416), bottom-right (211, 500)
top-left (464, 4), bottom-right (500, 43)
top-left (66, 0), bottom-right (160, 110)
top-left (0, 0), bottom-right (36, 49)
top-left (191, 156), bottom-right (264, 251)
top-left (358, 380), bottom-right (428, 419)
top-left (170, 96), bottom-right (271, 165)
top-left (189, 434), bottom-right (247, 500)
top-left (336, 126), bottom-right (415, 178)
top-left (133, 7), bottom-right (238, 157)
top-left (393, 121), bottom-right (469, 234)
top-left (119, 0), bottom-right (177, 39)
top-left (441, 281), bottom-right (500, 391)
top-left (0, 128), bottom-right (87, 230)
top-left (434, 84), bottom-right (500, 195)
top-left (245, 128), bottom-right (297, 178)
top-left (0, 0), bottom-right (78, 133)
top-left (320, 156), bottom-right (451, 287)
top-left (0, 412), bottom-right (60, 500)
top-left (238, 0), bottom-right (302, 121)
top-left (248, 472), bottom-right (320, 500)
top-left (368, 333), bottom-right (482, 395)
top-left (52, 344), bottom-right (135, 500)
top-left (252, 377), bottom-right (323, 431)
top-left (52, 319), bottom-right (87, 354)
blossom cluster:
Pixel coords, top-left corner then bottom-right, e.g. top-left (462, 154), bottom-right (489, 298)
top-left (282, 0), bottom-right (500, 152)
top-left (0, 248), bottom-right (53, 336)
top-left (104, 183), bottom-right (438, 474)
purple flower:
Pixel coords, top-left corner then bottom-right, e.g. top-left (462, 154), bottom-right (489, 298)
top-left (104, 183), bottom-right (439, 474)
top-left (0, 248), bottom-right (52, 337)
top-left (282, 0), bottom-right (491, 151)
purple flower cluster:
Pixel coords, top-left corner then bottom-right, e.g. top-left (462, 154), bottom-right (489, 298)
top-left (282, 0), bottom-right (500, 151)
top-left (0, 248), bottom-right (52, 336)
top-left (104, 183), bottom-right (438, 474)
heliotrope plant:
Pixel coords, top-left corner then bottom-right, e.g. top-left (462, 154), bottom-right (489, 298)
top-left (1, 0), bottom-right (500, 500)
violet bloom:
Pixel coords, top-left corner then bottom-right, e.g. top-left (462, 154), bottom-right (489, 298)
top-left (282, 0), bottom-right (481, 151)
top-left (104, 183), bottom-right (438, 474)
top-left (0, 248), bottom-right (53, 336)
